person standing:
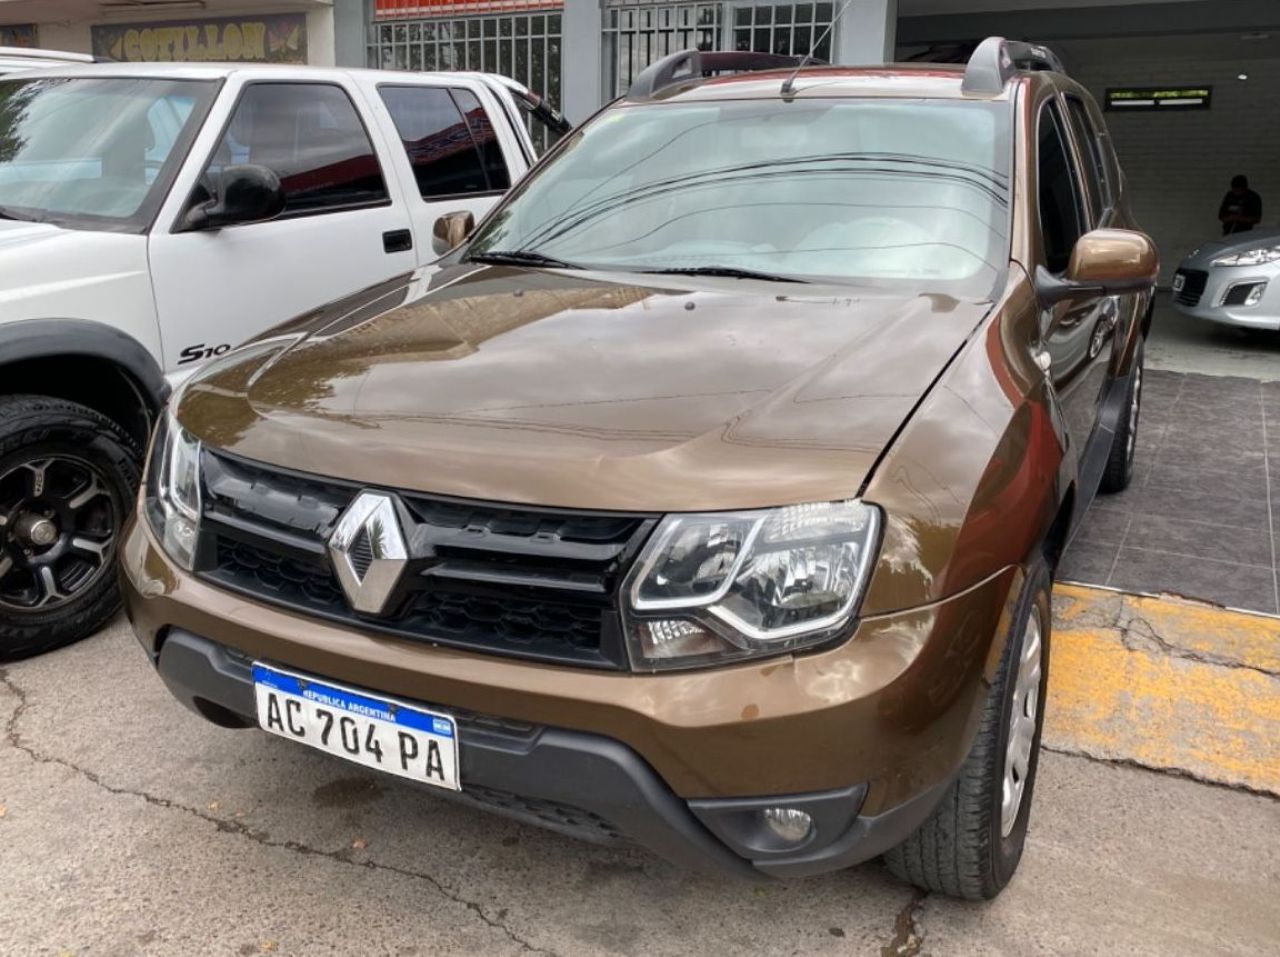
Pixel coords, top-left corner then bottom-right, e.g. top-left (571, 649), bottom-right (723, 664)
top-left (1219, 175), bottom-right (1263, 235)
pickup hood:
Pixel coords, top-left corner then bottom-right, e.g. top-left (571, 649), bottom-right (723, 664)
top-left (179, 267), bottom-right (993, 512)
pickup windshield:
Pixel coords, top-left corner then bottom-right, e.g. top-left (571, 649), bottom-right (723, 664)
top-left (0, 76), bottom-right (217, 231)
top-left (469, 98), bottom-right (1012, 295)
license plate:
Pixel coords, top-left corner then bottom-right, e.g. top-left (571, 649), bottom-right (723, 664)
top-left (253, 664), bottom-right (460, 791)
top-left (1173, 274), bottom-right (1186, 292)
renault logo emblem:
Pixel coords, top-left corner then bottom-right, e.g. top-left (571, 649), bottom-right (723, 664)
top-left (328, 492), bottom-right (409, 615)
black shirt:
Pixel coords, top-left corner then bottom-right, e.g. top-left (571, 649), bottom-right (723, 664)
top-left (1220, 189), bottom-right (1263, 235)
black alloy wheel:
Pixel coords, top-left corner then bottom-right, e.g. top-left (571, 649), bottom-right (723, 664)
top-left (0, 395), bottom-right (141, 661)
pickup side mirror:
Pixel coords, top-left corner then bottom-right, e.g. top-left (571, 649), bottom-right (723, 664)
top-left (182, 164), bottom-right (286, 232)
top-left (432, 210), bottom-right (476, 256)
top-left (1035, 228), bottom-right (1159, 306)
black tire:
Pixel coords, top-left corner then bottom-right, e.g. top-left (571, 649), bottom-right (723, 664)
top-left (1098, 340), bottom-right (1144, 494)
top-left (883, 558), bottom-right (1053, 900)
top-left (0, 395), bottom-right (141, 662)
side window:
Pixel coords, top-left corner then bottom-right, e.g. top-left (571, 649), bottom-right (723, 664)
top-left (450, 89), bottom-right (511, 192)
top-left (203, 83), bottom-right (387, 216)
top-left (1038, 101), bottom-right (1086, 275)
top-left (378, 85), bottom-right (490, 198)
top-left (1065, 96), bottom-right (1112, 221)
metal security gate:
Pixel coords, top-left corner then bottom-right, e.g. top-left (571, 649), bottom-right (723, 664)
top-left (603, 1), bottom-right (835, 98)
top-left (603, 3), bottom-right (722, 99)
top-left (367, 9), bottom-right (562, 151)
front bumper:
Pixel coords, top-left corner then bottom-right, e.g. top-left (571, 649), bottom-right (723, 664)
top-left (122, 511), bottom-right (1018, 877)
top-left (1173, 265), bottom-right (1280, 330)
top-left (154, 629), bottom-right (955, 878)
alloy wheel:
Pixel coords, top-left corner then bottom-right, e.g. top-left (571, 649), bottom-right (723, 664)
top-left (1125, 362), bottom-right (1143, 464)
top-left (0, 455), bottom-right (117, 612)
top-left (1001, 607), bottom-right (1043, 837)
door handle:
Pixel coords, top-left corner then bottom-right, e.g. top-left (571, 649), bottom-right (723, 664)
top-left (383, 229), bottom-right (413, 254)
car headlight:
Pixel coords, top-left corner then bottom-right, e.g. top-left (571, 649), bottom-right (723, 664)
top-left (622, 500), bottom-right (881, 671)
top-left (145, 411), bottom-right (203, 570)
top-left (1213, 245), bottom-right (1280, 267)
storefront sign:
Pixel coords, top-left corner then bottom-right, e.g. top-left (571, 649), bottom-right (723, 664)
top-left (374, 0), bottom-right (562, 17)
top-left (1106, 86), bottom-right (1212, 111)
top-left (91, 13), bottom-right (307, 64)
top-left (0, 24), bottom-right (38, 47)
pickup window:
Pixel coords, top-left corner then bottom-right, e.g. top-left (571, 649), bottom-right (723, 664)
top-left (202, 82), bottom-right (389, 216)
top-left (379, 85), bottom-right (510, 198)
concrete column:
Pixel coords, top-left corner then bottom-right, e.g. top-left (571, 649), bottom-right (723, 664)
top-left (561, 0), bottom-right (605, 124)
top-left (332, 0), bottom-right (370, 68)
top-left (833, 0), bottom-right (897, 66)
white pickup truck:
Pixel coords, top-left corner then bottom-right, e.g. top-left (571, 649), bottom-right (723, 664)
top-left (0, 61), bottom-right (564, 659)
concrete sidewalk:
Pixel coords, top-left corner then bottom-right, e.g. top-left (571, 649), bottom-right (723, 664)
top-left (2, 587), bottom-right (1277, 957)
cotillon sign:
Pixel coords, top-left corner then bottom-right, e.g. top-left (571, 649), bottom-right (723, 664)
top-left (91, 13), bottom-right (307, 63)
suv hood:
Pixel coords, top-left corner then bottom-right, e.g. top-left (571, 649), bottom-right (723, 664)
top-left (1184, 227), bottom-right (1280, 265)
top-left (179, 267), bottom-right (992, 512)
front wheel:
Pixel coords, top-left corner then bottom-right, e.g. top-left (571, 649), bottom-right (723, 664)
top-left (1099, 341), bottom-right (1144, 494)
top-left (883, 559), bottom-right (1053, 900)
top-left (0, 395), bottom-right (141, 662)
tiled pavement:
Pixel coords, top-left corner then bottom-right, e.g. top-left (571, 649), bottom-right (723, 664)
top-left (1060, 371), bottom-right (1280, 616)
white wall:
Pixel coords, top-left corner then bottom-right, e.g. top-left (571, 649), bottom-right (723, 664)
top-left (1069, 54), bottom-right (1280, 283)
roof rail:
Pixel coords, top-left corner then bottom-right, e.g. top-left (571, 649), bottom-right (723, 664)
top-left (627, 49), bottom-right (819, 101)
top-left (961, 37), bottom-right (1065, 96)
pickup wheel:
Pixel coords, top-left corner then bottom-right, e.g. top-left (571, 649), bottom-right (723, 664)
top-left (0, 395), bottom-right (141, 662)
top-left (1099, 340), bottom-right (1144, 494)
top-left (883, 558), bottom-right (1052, 900)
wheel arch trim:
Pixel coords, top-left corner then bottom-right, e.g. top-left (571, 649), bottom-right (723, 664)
top-left (0, 319), bottom-right (169, 412)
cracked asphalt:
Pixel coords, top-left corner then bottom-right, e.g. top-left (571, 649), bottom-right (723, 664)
top-left (3, 615), bottom-right (1278, 957)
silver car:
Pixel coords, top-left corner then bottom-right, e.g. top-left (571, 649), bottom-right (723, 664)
top-left (1173, 228), bottom-right (1280, 331)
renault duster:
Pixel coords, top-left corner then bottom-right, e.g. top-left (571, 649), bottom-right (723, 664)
top-left (121, 39), bottom-right (1157, 899)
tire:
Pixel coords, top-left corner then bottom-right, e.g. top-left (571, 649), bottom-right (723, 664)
top-left (883, 558), bottom-right (1053, 900)
top-left (0, 395), bottom-right (142, 662)
top-left (1098, 340), bottom-right (1144, 494)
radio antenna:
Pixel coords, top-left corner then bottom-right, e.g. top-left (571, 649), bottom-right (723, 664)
top-left (781, 0), bottom-right (857, 95)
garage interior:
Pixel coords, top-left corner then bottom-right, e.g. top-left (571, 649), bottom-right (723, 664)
top-left (900, 0), bottom-right (1280, 286)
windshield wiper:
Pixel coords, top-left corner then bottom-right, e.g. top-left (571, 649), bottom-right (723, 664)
top-left (638, 265), bottom-right (807, 283)
top-left (468, 250), bottom-right (581, 269)
top-left (0, 205), bottom-right (35, 222)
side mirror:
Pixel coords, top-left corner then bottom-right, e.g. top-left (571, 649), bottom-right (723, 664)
top-left (1036, 229), bottom-right (1159, 306)
top-left (432, 210), bottom-right (476, 256)
top-left (182, 164), bottom-right (286, 231)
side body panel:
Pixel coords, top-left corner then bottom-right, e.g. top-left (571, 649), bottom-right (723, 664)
top-left (351, 73), bottom-right (532, 262)
top-left (146, 72), bottom-right (417, 373)
top-left (0, 223), bottom-right (162, 361)
top-left (146, 70), bottom-right (533, 376)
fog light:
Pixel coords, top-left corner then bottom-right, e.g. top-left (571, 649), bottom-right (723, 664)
top-left (761, 807), bottom-right (813, 845)
top-left (1246, 282), bottom-right (1268, 306)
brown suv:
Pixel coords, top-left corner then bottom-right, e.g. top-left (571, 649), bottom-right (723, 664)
top-left (121, 38), bottom-right (1157, 899)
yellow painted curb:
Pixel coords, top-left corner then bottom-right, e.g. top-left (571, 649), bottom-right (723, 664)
top-left (1046, 584), bottom-right (1280, 796)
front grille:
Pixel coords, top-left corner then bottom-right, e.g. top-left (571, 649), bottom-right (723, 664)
top-left (196, 451), bottom-right (653, 670)
top-left (1175, 268), bottom-right (1208, 307)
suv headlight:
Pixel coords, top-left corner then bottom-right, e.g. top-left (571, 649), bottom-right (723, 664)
top-left (623, 500), bottom-right (881, 671)
top-left (145, 411), bottom-right (203, 570)
top-left (1213, 245), bottom-right (1280, 267)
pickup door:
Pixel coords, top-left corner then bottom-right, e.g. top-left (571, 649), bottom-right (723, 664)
top-left (147, 71), bottom-right (531, 373)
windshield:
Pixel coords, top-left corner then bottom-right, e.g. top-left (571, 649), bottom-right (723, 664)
top-left (0, 76), bottom-right (217, 231)
top-left (470, 98), bottom-right (1012, 295)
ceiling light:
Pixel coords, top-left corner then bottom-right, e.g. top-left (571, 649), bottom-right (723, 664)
top-left (1238, 73), bottom-right (1250, 81)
